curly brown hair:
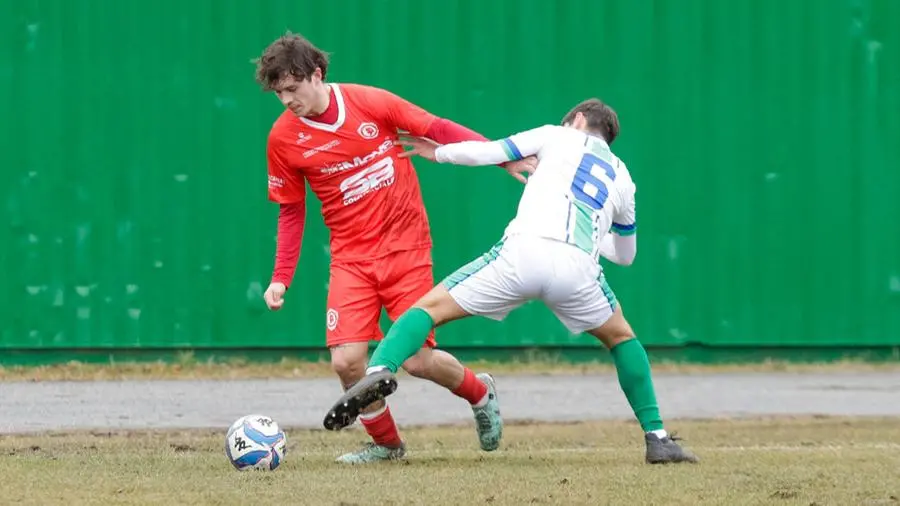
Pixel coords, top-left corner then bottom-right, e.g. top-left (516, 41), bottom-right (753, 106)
top-left (254, 32), bottom-right (330, 90)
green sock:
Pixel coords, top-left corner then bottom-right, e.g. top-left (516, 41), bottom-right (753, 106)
top-left (610, 338), bottom-right (664, 432)
top-left (369, 308), bottom-right (435, 373)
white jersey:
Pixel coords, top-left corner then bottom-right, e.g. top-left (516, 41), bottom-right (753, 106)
top-left (435, 125), bottom-right (636, 261)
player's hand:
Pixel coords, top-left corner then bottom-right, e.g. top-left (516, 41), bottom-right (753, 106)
top-left (397, 136), bottom-right (439, 161)
top-left (264, 282), bottom-right (287, 311)
top-left (502, 156), bottom-right (538, 184)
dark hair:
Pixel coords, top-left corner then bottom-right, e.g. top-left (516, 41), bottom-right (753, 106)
top-left (254, 32), bottom-right (330, 90)
top-left (561, 98), bottom-right (620, 144)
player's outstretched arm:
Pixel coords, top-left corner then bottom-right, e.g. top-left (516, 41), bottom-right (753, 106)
top-left (397, 136), bottom-right (506, 165)
top-left (399, 125), bottom-right (552, 166)
top-left (369, 85), bottom-right (537, 182)
top-left (425, 119), bottom-right (540, 183)
top-left (438, 125), bottom-right (551, 167)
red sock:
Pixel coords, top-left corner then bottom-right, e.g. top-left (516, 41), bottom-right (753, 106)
top-left (452, 368), bottom-right (488, 405)
top-left (360, 406), bottom-right (403, 448)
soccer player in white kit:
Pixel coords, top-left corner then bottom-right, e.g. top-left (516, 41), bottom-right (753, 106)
top-left (324, 99), bottom-right (698, 464)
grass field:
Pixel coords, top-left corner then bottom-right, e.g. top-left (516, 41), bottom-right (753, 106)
top-left (2, 417), bottom-right (899, 505)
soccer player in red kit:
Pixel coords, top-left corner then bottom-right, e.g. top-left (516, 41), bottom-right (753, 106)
top-left (254, 33), bottom-right (536, 464)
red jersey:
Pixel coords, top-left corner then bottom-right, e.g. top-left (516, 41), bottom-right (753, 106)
top-left (267, 84), bottom-right (437, 263)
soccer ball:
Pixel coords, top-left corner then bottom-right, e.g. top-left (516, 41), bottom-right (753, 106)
top-left (225, 414), bottom-right (287, 471)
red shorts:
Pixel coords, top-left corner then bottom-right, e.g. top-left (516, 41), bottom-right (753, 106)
top-left (325, 248), bottom-right (437, 348)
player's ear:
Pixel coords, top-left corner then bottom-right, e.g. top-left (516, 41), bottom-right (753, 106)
top-left (573, 112), bottom-right (587, 131)
top-left (311, 67), bottom-right (323, 83)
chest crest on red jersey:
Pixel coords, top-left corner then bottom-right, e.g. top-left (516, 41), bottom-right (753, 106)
top-left (357, 122), bottom-right (379, 140)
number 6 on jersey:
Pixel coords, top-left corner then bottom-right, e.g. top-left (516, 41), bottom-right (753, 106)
top-left (571, 152), bottom-right (617, 211)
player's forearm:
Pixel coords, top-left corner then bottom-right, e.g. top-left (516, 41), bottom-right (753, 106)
top-left (426, 119), bottom-right (514, 167)
top-left (434, 141), bottom-right (512, 166)
top-left (598, 232), bottom-right (637, 266)
top-left (271, 203), bottom-right (306, 287)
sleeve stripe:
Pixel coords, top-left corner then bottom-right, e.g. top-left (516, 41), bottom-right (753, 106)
top-left (501, 138), bottom-right (523, 160)
top-left (611, 222), bottom-right (637, 235)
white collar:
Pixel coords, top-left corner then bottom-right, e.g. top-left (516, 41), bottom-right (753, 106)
top-left (299, 83), bottom-right (346, 132)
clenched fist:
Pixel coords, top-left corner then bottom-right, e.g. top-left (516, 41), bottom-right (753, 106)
top-left (264, 282), bottom-right (287, 311)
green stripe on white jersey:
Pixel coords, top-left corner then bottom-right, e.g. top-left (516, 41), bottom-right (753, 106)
top-left (499, 125), bottom-right (636, 263)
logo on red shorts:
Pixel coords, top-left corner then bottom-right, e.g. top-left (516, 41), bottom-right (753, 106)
top-left (326, 309), bottom-right (339, 331)
top-left (357, 122), bottom-right (379, 140)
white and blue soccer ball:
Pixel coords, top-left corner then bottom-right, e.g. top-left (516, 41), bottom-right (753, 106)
top-left (225, 414), bottom-right (287, 471)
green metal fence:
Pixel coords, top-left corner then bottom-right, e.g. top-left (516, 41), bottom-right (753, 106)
top-left (2, 0), bottom-right (898, 355)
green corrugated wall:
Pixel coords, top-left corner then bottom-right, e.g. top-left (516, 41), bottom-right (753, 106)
top-left (2, 0), bottom-right (898, 350)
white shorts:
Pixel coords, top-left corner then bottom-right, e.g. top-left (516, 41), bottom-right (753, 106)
top-left (441, 235), bottom-right (618, 334)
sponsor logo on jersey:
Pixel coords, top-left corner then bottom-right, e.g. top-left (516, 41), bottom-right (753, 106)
top-left (321, 139), bottom-right (394, 175)
top-left (303, 139), bottom-right (341, 159)
top-left (339, 158), bottom-right (395, 206)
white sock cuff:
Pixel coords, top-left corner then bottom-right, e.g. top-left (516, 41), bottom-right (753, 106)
top-left (472, 392), bottom-right (490, 408)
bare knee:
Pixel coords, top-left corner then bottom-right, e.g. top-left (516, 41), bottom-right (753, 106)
top-left (330, 344), bottom-right (368, 388)
top-left (331, 354), bottom-right (365, 387)
top-left (331, 343), bottom-right (386, 413)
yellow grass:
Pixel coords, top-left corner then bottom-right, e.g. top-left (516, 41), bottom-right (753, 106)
top-left (2, 417), bottom-right (899, 505)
